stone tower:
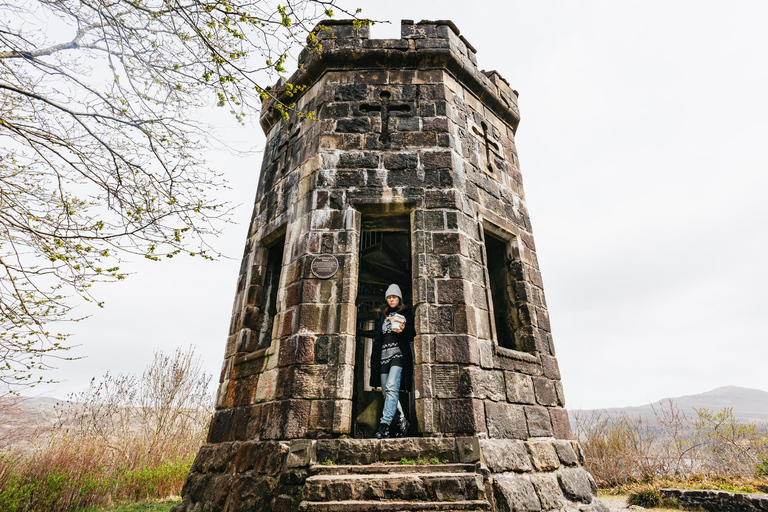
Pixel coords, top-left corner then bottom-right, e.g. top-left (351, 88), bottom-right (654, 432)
top-left (174, 19), bottom-right (607, 512)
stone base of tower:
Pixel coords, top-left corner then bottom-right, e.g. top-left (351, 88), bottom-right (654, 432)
top-left (173, 438), bottom-right (608, 512)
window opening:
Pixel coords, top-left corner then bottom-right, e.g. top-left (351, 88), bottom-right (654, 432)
top-left (257, 235), bottom-right (285, 349)
top-left (484, 233), bottom-right (517, 350)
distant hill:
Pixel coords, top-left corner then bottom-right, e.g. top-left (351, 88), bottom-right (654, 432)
top-left (569, 386), bottom-right (768, 432)
top-left (0, 396), bottom-right (65, 447)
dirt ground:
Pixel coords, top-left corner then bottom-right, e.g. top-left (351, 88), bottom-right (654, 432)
top-left (598, 494), bottom-right (678, 512)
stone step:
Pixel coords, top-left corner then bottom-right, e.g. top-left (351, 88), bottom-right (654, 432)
top-left (310, 463), bottom-right (477, 476)
top-left (302, 472), bottom-right (486, 502)
top-left (299, 499), bottom-right (491, 511)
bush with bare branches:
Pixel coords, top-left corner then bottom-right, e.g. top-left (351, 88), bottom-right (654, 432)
top-left (0, 347), bottom-right (212, 512)
top-left (574, 402), bottom-right (768, 489)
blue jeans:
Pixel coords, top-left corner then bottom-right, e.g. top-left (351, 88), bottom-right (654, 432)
top-left (381, 366), bottom-right (404, 425)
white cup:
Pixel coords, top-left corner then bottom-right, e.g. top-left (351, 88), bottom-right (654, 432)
top-left (390, 313), bottom-right (406, 331)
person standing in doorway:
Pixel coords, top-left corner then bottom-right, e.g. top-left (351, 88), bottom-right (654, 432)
top-left (370, 284), bottom-right (415, 439)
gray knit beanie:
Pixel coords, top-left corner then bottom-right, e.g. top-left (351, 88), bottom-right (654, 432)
top-left (385, 284), bottom-right (402, 299)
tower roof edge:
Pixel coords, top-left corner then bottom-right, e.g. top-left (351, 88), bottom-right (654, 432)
top-left (260, 19), bottom-right (520, 134)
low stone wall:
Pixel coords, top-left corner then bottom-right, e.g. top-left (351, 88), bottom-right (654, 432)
top-left (660, 488), bottom-right (768, 512)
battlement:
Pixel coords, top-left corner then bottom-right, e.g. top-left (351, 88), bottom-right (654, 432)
top-left (260, 19), bottom-right (520, 132)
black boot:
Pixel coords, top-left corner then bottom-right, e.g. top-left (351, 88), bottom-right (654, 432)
top-left (375, 422), bottom-right (390, 439)
top-left (395, 414), bottom-right (409, 438)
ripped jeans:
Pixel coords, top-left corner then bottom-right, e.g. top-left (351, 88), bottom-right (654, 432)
top-left (380, 365), bottom-right (404, 425)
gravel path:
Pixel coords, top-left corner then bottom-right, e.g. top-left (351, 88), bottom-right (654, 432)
top-left (599, 495), bottom-right (645, 511)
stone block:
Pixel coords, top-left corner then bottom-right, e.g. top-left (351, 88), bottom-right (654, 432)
top-left (382, 152), bottom-right (418, 170)
top-left (557, 467), bottom-right (596, 503)
top-left (506, 372), bottom-right (536, 405)
top-left (438, 398), bottom-right (486, 434)
top-left (413, 335), bottom-right (435, 364)
top-left (253, 368), bottom-right (279, 403)
top-left (277, 334), bottom-right (315, 367)
top-left (458, 367), bottom-right (506, 401)
top-left (332, 400), bottom-right (352, 434)
top-left (202, 474), bottom-right (236, 510)
top-left (421, 150), bottom-right (453, 169)
top-left (380, 437), bottom-right (455, 462)
top-left (315, 439), bottom-right (380, 465)
top-left (526, 440), bottom-right (560, 471)
top-left (435, 335), bottom-right (480, 365)
top-left (493, 474), bottom-right (542, 512)
top-left (197, 442), bottom-right (237, 473)
top-left (533, 377), bottom-right (559, 407)
top-left (540, 354), bottom-right (561, 380)
top-left (415, 398), bottom-right (437, 433)
top-left (555, 381), bottom-right (566, 407)
top-left (308, 399), bottom-right (334, 432)
top-left (525, 406), bottom-right (554, 437)
top-left (550, 407), bottom-right (574, 440)
top-left (456, 436), bottom-right (481, 463)
top-left (480, 439), bottom-right (532, 472)
top-left (285, 439), bottom-right (313, 468)
top-left (530, 472), bottom-right (565, 511)
top-left (436, 279), bottom-right (471, 304)
top-left (335, 117), bottom-right (370, 133)
top-left (433, 232), bottom-right (466, 255)
top-left (484, 401), bottom-right (528, 439)
top-left (553, 440), bottom-right (579, 466)
top-left (260, 399), bottom-right (310, 439)
top-left (478, 339), bottom-right (494, 368)
top-left (425, 189), bottom-right (462, 209)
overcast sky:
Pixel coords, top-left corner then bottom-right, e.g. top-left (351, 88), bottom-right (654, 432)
top-left (33, 0), bottom-right (768, 410)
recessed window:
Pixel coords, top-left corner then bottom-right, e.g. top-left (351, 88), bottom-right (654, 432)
top-left (484, 232), bottom-right (517, 350)
top-left (257, 236), bottom-right (285, 349)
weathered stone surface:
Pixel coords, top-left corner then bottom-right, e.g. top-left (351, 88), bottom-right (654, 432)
top-left (493, 474), bottom-right (542, 512)
top-left (286, 439), bottom-right (313, 468)
top-left (557, 468), bottom-right (596, 503)
top-left (553, 440), bottom-right (579, 466)
top-left (439, 398), bottom-right (486, 434)
top-left (303, 472), bottom-right (484, 502)
top-left (526, 441), bottom-right (560, 471)
top-left (578, 499), bottom-right (610, 512)
top-left (505, 372), bottom-right (536, 404)
top-left (550, 408), bottom-right (574, 440)
top-left (660, 488), bottom-right (768, 512)
top-left (459, 367), bottom-right (506, 401)
top-left (380, 437), bottom-right (456, 462)
top-left (525, 406), bottom-right (554, 437)
top-left (457, 436), bottom-right (481, 463)
top-left (485, 402), bottom-right (528, 439)
top-left (533, 377), bottom-right (558, 407)
top-left (530, 472), bottom-right (565, 511)
top-left (316, 439), bottom-right (380, 465)
top-left (480, 439), bottom-right (532, 473)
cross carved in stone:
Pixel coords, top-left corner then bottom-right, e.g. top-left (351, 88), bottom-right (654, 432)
top-left (472, 121), bottom-right (501, 172)
top-left (360, 91), bottom-right (411, 145)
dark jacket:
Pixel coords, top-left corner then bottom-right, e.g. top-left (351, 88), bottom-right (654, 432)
top-left (369, 304), bottom-right (416, 391)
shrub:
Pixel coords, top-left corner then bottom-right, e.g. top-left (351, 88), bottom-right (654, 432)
top-left (0, 348), bottom-right (210, 512)
top-left (628, 486), bottom-right (679, 508)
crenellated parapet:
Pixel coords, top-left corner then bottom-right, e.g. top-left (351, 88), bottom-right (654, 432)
top-left (260, 20), bottom-right (520, 133)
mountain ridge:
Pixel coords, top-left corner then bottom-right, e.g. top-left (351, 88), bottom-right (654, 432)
top-left (569, 385), bottom-right (768, 427)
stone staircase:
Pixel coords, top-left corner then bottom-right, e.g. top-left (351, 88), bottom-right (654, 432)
top-left (299, 462), bottom-right (492, 511)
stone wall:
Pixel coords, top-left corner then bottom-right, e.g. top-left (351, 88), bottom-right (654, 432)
top-left (174, 437), bottom-right (607, 512)
top-left (661, 488), bottom-right (768, 512)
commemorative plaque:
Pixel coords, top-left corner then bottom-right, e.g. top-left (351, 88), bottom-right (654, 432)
top-left (311, 254), bottom-right (339, 279)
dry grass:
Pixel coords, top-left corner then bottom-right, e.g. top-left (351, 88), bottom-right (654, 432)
top-left (0, 348), bottom-right (211, 512)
